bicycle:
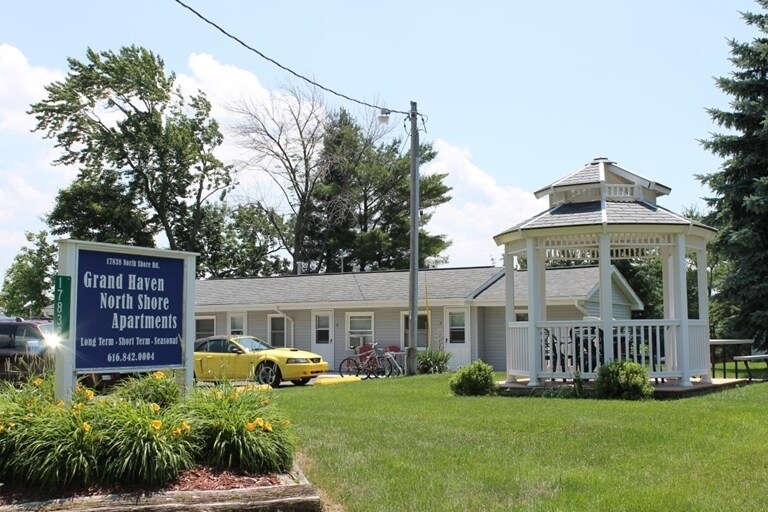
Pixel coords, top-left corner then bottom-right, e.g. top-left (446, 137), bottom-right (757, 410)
top-left (382, 345), bottom-right (404, 377)
top-left (338, 343), bottom-right (392, 379)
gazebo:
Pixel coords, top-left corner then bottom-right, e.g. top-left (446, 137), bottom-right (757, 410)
top-left (493, 157), bottom-right (717, 387)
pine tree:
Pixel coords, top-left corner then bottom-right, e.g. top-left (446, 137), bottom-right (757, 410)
top-left (699, 0), bottom-right (768, 346)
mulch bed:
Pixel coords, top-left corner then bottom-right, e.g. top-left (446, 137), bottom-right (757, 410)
top-left (0, 466), bottom-right (282, 506)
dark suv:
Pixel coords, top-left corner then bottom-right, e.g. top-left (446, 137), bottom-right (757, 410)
top-left (0, 318), bottom-right (57, 381)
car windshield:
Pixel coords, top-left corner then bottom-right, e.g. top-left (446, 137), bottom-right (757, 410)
top-left (38, 323), bottom-right (54, 338)
top-left (237, 336), bottom-right (273, 352)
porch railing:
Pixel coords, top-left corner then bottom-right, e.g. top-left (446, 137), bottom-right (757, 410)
top-left (506, 320), bottom-right (711, 383)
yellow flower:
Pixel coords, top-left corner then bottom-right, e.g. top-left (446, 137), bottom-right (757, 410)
top-left (73, 402), bottom-right (84, 411)
top-left (32, 378), bottom-right (43, 387)
top-left (0, 425), bottom-right (5, 432)
top-left (56, 400), bottom-right (65, 408)
top-left (149, 403), bottom-right (161, 413)
top-left (84, 389), bottom-right (95, 400)
top-left (172, 427), bottom-right (182, 436)
top-left (255, 417), bottom-right (265, 428)
top-left (7, 422), bottom-right (15, 428)
top-left (150, 419), bottom-right (162, 430)
top-left (153, 371), bottom-right (165, 380)
top-left (260, 398), bottom-right (269, 406)
top-left (181, 421), bottom-right (191, 432)
top-left (264, 422), bottom-right (273, 433)
top-left (245, 422), bottom-right (256, 432)
top-left (215, 391), bottom-right (223, 400)
top-left (81, 422), bottom-right (91, 433)
top-left (229, 393), bottom-right (238, 401)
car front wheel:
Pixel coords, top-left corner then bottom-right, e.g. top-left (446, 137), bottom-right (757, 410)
top-left (256, 362), bottom-right (282, 388)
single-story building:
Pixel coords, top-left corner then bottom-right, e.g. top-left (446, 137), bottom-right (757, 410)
top-left (194, 264), bottom-right (642, 371)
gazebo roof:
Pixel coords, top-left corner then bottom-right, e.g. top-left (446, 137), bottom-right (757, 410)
top-left (506, 201), bottom-right (709, 231)
top-left (533, 157), bottom-right (671, 199)
top-left (494, 157), bottom-right (716, 245)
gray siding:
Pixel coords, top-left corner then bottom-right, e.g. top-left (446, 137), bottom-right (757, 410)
top-left (481, 306), bottom-right (507, 372)
top-left (547, 305), bottom-right (583, 320)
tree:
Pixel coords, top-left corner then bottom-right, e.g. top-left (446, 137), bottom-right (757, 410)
top-left (306, 109), bottom-right (452, 272)
top-left (193, 203), bottom-right (290, 278)
top-left (698, 1), bottom-right (768, 347)
top-left (0, 232), bottom-right (56, 317)
top-left (28, 46), bottom-right (235, 270)
top-left (46, 173), bottom-right (156, 247)
top-left (229, 84), bottom-right (326, 274)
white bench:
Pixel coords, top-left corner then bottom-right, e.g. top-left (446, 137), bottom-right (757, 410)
top-left (733, 354), bottom-right (768, 382)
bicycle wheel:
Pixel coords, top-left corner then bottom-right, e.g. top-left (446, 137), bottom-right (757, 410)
top-left (369, 355), bottom-right (392, 378)
top-left (388, 355), bottom-right (402, 377)
top-left (339, 357), bottom-right (360, 377)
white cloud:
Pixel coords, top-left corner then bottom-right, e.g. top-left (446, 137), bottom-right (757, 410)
top-left (177, 52), bottom-right (271, 124)
top-left (0, 47), bottom-right (542, 277)
top-left (424, 140), bottom-right (546, 267)
top-left (0, 44), bottom-right (62, 133)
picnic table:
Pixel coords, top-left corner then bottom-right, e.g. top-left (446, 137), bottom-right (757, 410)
top-left (709, 339), bottom-right (754, 378)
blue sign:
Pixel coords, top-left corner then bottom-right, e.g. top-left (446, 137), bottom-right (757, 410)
top-left (75, 249), bottom-right (184, 370)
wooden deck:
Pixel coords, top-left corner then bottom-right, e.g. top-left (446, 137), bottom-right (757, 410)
top-left (497, 377), bottom-right (752, 399)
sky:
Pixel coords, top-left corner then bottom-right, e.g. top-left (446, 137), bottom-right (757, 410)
top-left (0, 0), bottom-right (761, 279)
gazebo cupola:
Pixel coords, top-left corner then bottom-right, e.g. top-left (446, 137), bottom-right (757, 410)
top-left (494, 157), bottom-right (717, 387)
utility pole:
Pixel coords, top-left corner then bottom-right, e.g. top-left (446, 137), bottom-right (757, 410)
top-left (407, 101), bottom-right (420, 376)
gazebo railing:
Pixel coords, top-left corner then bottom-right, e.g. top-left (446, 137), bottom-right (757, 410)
top-left (506, 319), bottom-right (710, 383)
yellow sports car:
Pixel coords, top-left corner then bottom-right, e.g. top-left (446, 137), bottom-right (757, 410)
top-left (193, 335), bottom-right (328, 387)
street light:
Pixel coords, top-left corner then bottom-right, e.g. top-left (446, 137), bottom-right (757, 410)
top-left (380, 101), bottom-right (420, 376)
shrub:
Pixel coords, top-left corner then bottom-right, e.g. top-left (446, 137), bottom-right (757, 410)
top-left (111, 370), bottom-right (181, 408)
top-left (449, 359), bottom-right (497, 396)
top-left (594, 360), bottom-right (654, 400)
top-left (183, 382), bottom-right (295, 474)
top-left (0, 373), bottom-right (296, 491)
top-left (417, 348), bottom-right (452, 374)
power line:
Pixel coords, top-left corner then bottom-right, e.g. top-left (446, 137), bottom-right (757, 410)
top-left (172, 0), bottom-right (411, 117)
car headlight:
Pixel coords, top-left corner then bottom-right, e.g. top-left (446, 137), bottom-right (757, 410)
top-left (286, 358), bottom-right (309, 364)
top-left (44, 335), bottom-right (61, 349)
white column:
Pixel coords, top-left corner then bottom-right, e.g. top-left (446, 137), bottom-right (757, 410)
top-left (599, 234), bottom-right (614, 361)
top-left (674, 234), bottom-right (692, 386)
top-left (526, 238), bottom-right (541, 386)
top-left (697, 248), bottom-right (712, 384)
top-left (660, 246), bottom-right (676, 372)
top-left (504, 250), bottom-right (517, 383)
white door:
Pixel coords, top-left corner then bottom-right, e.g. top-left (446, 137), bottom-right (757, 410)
top-left (311, 310), bottom-right (334, 365)
top-left (444, 308), bottom-right (471, 369)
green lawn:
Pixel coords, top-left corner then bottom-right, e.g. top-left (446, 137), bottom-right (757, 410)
top-left (275, 374), bottom-right (768, 512)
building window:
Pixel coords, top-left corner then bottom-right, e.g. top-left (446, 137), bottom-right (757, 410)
top-left (229, 314), bottom-right (245, 335)
top-left (448, 311), bottom-right (466, 343)
top-left (269, 315), bottom-right (286, 347)
top-left (403, 312), bottom-right (429, 348)
top-left (346, 313), bottom-right (374, 349)
top-left (195, 317), bottom-right (215, 339)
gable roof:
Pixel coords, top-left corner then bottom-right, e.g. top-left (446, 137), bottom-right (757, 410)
top-left (472, 265), bottom-right (643, 310)
top-left (195, 265), bottom-right (642, 311)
